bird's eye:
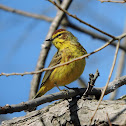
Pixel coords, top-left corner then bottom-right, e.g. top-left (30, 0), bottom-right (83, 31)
top-left (53, 33), bottom-right (62, 40)
top-left (57, 34), bottom-right (62, 37)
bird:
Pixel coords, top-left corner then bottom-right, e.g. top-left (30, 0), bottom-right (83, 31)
top-left (34, 29), bottom-right (87, 98)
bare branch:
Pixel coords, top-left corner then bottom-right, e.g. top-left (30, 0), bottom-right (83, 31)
top-left (83, 69), bottom-right (100, 97)
top-left (29, 0), bottom-right (73, 100)
top-left (0, 4), bottom-right (109, 42)
top-left (1, 4), bottom-right (126, 52)
top-left (0, 39), bottom-right (115, 77)
top-left (90, 38), bottom-right (121, 124)
top-left (104, 76), bottom-right (126, 95)
top-left (0, 33), bottom-right (126, 77)
top-left (110, 25), bottom-right (126, 100)
top-left (48, 0), bottom-right (115, 38)
top-left (0, 4), bottom-right (53, 21)
top-left (67, 22), bottom-right (126, 52)
top-left (106, 113), bottom-right (112, 126)
top-left (98, 0), bottom-right (126, 3)
top-left (1, 100), bottom-right (126, 126)
top-left (0, 75), bottom-right (125, 114)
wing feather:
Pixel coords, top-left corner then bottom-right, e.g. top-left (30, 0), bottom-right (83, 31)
top-left (40, 51), bottom-right (62, 87)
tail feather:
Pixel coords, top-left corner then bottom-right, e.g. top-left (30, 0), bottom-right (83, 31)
top-left (34, 83), bottom-right (54, 99)
top-left (27, 85), bottom-right (53, 112)
top-left (33, 86), bottom-right (46, 99)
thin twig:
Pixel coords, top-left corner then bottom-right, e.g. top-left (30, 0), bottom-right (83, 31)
top-left (0, 4), bottom-right (109, 42)
top-left (99, 0), bottom-right (126, 3)
top-left (68, 22), bottom-right (126, 52)
top-left (106, 113), bottom-right (112, 126)
top-left (67, 21), bottom-right (109, 41)
top-left (1, 33), bottom-right (126, 77)
top-left (1, 4), bottom-right (126, 52)
top-left (48, 0), bottom-right (115, 39)
top-left (0, 39), bottom-right (114, 77)
top-left (83, 69), bottom-right (100, 97)
top-left (68, 20), bottom-right (126, 51)
top-left (0, 4), bottom-right (53, 21)
top-left (90, 38), bottom-right (121, 125)
top-left (110, 25), bottom-right (126, 100)
top-left (0, 75), bottom-right (126, 114)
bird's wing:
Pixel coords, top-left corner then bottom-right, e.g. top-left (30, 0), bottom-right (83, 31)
top-left (40, 51), bottom-right (62, 88)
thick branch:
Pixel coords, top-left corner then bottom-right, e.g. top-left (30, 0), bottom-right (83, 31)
top-left (105, 75), bottom-right (126, 95)
top-left (0, 75), bottom-right (125, 114)
top-left (1, 99), bottom-right (126, 126)
top-left (29, 0), bottom-right (72, 100)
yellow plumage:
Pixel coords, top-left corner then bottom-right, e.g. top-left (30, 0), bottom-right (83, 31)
top-left (34, 29), bottom-right (87, 98)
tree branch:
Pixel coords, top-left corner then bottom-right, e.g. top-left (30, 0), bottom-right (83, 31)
top-left (48, 0), bottom-right (115, 38)
top-left (1, 4), bottom-right (126, 52)
top-left (98, 0), bottom-right (126, 3)
top-left (0, 33), bottom-right (126, 77)
top-left (110, 24), bottom-right (126, 100)
top-left (1, 100), bottom-right (126, 126)
top-left (83, 69), bottom-right (100, 97)
top-left (0, 75), bottom-right (125, 114)
top-left (0, 39), bottom-right (114, 76)
top-left (29, 0), bottom-right (73, 100)
top-left (0, 4), bottom-right (53, 21)
top-left (67, 21), bottom-right (126, 51)
top-left (90, 38), bottom-right (121, 124)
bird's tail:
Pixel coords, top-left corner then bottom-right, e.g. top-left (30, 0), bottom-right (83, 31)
top-left (33, 83), bottom-right (54, 99)
top-left (26, 84), bottom-right (54, 112)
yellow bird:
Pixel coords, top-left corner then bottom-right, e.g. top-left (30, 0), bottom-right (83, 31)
top-left (34, 29), bottom-right (87, 98)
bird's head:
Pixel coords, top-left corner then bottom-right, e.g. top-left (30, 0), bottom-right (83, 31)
top-left (46, 29), bottom-right (77, 50)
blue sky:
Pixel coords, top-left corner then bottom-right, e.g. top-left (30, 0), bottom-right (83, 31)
top-left (0, 0), bottom-right (126, 121)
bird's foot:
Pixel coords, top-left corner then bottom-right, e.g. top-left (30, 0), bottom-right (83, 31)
top-left (64, 86), bottom-right (79, 90)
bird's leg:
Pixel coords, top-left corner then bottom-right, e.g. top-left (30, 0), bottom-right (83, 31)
top-left (64, 85), bottom-right (79, 90)
top-left (54, 83), bottom-right (62, 91)
top-left (54, 83), bottom-right (68, 95)
top-left (64, 85), bottom-right (71, 89)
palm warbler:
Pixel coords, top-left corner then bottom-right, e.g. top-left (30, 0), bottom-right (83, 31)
top-left (34, 29), bottom-right (87, 98)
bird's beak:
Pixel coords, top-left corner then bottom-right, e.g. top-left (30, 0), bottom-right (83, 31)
top-left (46, 38), bottom-right (53, 41)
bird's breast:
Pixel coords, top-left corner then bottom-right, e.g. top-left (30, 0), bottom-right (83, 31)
top-left (49, 57), bottom-right (86, 86)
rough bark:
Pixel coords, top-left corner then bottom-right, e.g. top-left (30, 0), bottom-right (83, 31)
top-left (1, 98), bottom-right (126, 126)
